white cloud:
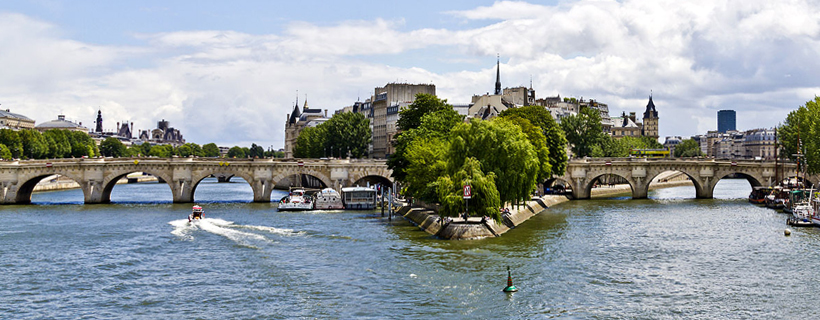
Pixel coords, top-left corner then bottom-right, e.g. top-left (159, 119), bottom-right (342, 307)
top-left (2, 0), bottom-right (820, 149)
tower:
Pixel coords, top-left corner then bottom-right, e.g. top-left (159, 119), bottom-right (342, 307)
top-left (717, 110), bottom-right (736, 133)
top-left (642, 94), bottom-right (659, 140)
top-left (494, 55), bottom-right (502, 95)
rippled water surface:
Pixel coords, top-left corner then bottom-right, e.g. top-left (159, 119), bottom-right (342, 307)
top-left (2, 178), bottom-right (819, 319)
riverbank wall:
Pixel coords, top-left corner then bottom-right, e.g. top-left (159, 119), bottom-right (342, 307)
top-left (398, 177), bottom-right (694, 240)
top-left (33, 174), bottom-right (159, 192)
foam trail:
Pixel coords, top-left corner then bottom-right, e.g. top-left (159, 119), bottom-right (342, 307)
top-left (196, 218), bottom-right (268, 246)
top-left (169, 219), bottom-right (195, 240)
top-left (234, 224), bottom-right (306, 236)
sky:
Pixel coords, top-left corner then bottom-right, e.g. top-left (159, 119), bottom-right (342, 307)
top-left (2, 0), bottom-right (819, 149)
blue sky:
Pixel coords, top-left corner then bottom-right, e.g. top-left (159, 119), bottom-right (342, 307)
top-left (2, 0), bottom-right (818, 149)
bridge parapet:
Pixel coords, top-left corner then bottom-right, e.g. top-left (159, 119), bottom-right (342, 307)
top-left (0, 157), bottom-right (392, 204)
top-left (557, 158), bottom-right (797, 200)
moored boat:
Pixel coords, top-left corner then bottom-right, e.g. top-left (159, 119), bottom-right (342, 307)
top-left (749, 186), bottom-right (770, 204)
top-left (313, 188), bottom-right (344, 210)
top-left (188, 205), bottom-right (204, 222)
top-left (278, 189), bottom-right (314, 211)
top-left (341, 186), bottom-right (377, 210)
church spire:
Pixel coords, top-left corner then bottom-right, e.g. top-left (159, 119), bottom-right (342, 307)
top-left (494, 54), bottom-right (502, 95)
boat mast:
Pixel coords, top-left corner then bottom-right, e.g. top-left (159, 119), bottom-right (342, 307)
top-left (774, 127), bottom-right (779, 186)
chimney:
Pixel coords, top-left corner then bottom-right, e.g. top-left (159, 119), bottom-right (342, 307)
top-left (629, 112), bottom-right (636, 122)
top-left (324, 109), bottom-right (328, 117)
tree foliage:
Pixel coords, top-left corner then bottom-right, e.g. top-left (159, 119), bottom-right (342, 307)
top-left (397, 93), bottom-right (452, 131)
top-left (388, 108), bottom-right (463, 181)
top-left (100, 137), bottom-right (128, 157)
top-left (674, 139), bottom-right (703, 158)
top-left (202, 143), bottom-right (221, 157)
top-left (227, 146), bottom-right (246, 158)
top-left (779, 96), bottom-right (820, 173)
top-left (436, 157), bottom-right (501, 220)
top-left (403, 137), bottom-right (449, 202)
top-left (497, 116), bottom-right (551, 183)
top-left (447, 119), bottom-right (539, 207)
top-left (499, 105), bottom-right (568, 175)
top-left (0, 143), bottom-right (11, 160)
top-left (0, 129), bottom-right (23, 158)
top-left (292, 112), bottom-right (371, 158)
top-left (594, 135), bottom-right (665, 157)
top-left (560, 106), bottom-right (604, 158)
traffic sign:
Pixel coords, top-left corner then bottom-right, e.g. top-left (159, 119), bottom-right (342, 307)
top-left (463, 185), bottom-right (472, 199)
top-left (298, 161), bottom-right (304, 167)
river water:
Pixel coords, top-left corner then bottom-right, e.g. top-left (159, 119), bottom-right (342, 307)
top-left (2, 178), bottom-right (818, 319)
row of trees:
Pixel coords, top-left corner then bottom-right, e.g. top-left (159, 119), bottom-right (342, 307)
top-left (99, 137), bottom-right (284, 159)
top-left (559, 107), bottom-right (666, 157)
top-left (388, 94), bottom-right (568, 221)
top-left (0, 129), bottom-right (98, 160)
top-left (779, 96), bottom-right (820, 174)
top-left (293, 112), bottom-right (371, 158)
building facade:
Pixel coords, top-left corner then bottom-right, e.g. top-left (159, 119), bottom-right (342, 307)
top-left (371, 83), bottom-right (435, 158)
top-left (35, 115), bottom-right (88, 133)
top-left (283, 98), bottom-right (329, 158)
top-left (717, 110), bottom-right (736, 133)
top-left (0, 109), bottom-right (35, 130)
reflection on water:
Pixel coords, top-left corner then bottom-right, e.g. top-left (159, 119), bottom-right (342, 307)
top-left (5, 178), bottom-right (819, 318)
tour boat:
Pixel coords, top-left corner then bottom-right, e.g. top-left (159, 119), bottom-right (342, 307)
top-left (313, 188), bottom-right (344, 210)
top-left (764, 187), bottom-right (789, 210)
top-left (188, 205), bottom-right (204, 222)
top-left (341, 186), bottom-right (377, 210)
top-left (278, 189), bottom-right (314, 211)
top-left (748, 186), bottom-right (770, 204)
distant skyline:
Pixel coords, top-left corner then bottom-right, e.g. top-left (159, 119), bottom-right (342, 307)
top-left (2, 0), bottom-right (818, 148)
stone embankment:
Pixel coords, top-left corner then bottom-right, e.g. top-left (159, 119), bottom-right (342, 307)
top-left (33, 174), bottom-right (158, 192)
top-left (398, 173), bottom-right (693, 240)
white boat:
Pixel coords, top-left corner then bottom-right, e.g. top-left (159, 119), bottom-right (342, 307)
top-left (188, 205), bottom-right (204, 222)
top-left (278, 189), bottom-right (314, 211)
top-left (341, 186), bottom-right (377, 210)
top-left (313, 188), bottom-right (344, 210)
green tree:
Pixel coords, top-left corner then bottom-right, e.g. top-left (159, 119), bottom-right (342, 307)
top-left (202, 143), bottom-right (221, 157)
top-left (176, 144), bottom-right (193, 157)
top-left (227, 146), bottom-right (246, 158)
top-left (674, 139), bottom-right (703, 158)
top-left (66, 131), bottom-right (98, 158)
top-left (43, 130), bottom-right (71, 158)
top-left (447, 119), bottom-right (539, 207)
top-left (293, 126), bottom-right (326, 158)
top-left (181, 143), bottom-right (203, 157)
top-left (149, 144), bottom-right (175, 158)
top-left (18, 129), bottom-right (48, 159)
top-left (0, 143), bottom-right (11, 160)
top-left (0, 129), bottom-right (23, 158)
top-left (500, 105), bottom-right (568, 175)
top-left (497, 116), bottom-right (551, 183)
top-left (128, 142), bottom-right (151, 157)
top-left (779, 97), bottom-right (820, 173)
top-left (100, 137), bottom-right (128, 157)
top-left (436, 157), bottom-right (501, 220)
top-left (248, 143), bottom-right (265, 158)
top-left (403, 137), bottom-right (450, 202)
top-left (397, 93), bottom-right (452, 131)
top-left (321, 112), bottom-right (371, 158)
top-left (389, 108), bottom-right (463, 181)
top-left (560, 106), bottom-right (604, 158)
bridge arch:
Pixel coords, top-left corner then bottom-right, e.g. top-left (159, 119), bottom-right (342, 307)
top-left (190, 169), bottom-right (257, 202)
top-left (13, 171), bottom-right (87, 204)
top-left (101, 169), bottom-right (174, 204)
top-left (644, 169), bottom-right (703, 199)
top-left (351, 175), bottom-right (393, 189)
top-left (583, 172), bottom-right (636, 199)
top-left (271, 169), bottom-right (332, 190)
top-left (707, 171), bottom-right (765, 199)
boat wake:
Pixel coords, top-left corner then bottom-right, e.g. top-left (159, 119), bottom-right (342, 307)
top-left (169, 218), bottom-right (299, 247)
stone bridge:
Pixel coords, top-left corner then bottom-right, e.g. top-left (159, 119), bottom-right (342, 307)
top-left (550, 158), bottom-right (815, 199)
top-left (0, 158), bottom-right (392, 204)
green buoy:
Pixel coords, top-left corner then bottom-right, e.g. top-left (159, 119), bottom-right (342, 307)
top-left (503, 266), bottom-right (518, 292)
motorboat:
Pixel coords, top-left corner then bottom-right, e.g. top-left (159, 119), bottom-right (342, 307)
top-left (764, 187), bottom-right (789, 210)
top-left (748, 186), bottom-right (771, 204)
top-left (278, 189), bottom-right (314, 211)
top-left (188, 205), bottom-right (204, 222)
top-left (788, 202), bottom-right (814, 227)
top-left (341, 186), bottom-right (378, 210)
top-left (313, 188), bottom-right (344, 210)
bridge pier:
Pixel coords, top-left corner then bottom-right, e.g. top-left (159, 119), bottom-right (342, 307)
top-left (84, 180), bottom-right (105, 204)
top-left (252, 179), bottom-right (273, 202)
top-left (173, 179), bottom-right (194, 203)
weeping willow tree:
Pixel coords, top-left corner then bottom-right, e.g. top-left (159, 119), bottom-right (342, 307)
top-left (436, 157), bottom-right (501, 221)
top-left (446, 119), bottom-right (540, 208)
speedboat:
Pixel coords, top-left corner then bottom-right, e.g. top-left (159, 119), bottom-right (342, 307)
top-left (278, 189), bottom-right (314, 211)
top-left (188, 206), bottom-right (204, 222)
top-left (313, 188), bottom-right (344, 210)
